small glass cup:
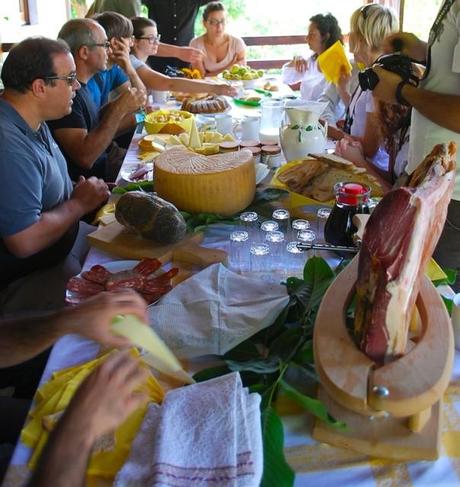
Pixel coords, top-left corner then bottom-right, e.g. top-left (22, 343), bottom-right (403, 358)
top-left (316, 207), bottom-right (331, 243)
top-left (249, 243), bottom-right (271, 276)
top-left (285, 240), bottom-right (305, 278)
top-left (240, 211), bottom-right (259, 238)
top-left (272, 208), bottom-right (290, 234)
top-left (297, 229), bottom-right (317, 259)
top-left (291, 218), bottom-right (310, 240)
top-left (229, 230), bottom-right (249, 272)
top-left (265, 230), bottom-right (285, 267)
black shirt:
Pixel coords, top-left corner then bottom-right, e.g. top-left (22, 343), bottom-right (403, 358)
top-left (144, 0), bottom-right (212, 73)
top-left (48, 82), bottom-right (107, 181)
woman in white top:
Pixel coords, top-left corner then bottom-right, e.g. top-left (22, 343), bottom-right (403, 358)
top-left (190, 2), bottom-right (246, 77)
top-left (129, 17), bottom-right (236, 98)
top-left (335, 4), bottom-right (403, 183)
top-left (282, 13), bottom-right (343, 101)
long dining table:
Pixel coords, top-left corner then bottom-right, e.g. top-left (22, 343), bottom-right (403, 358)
top-left (3, 94), bottom-right (460, 487)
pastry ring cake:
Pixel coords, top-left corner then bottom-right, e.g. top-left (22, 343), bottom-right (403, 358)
top-left (181, 95), bottom-right (229, 114)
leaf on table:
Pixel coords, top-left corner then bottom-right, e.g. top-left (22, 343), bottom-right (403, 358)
top-left (223, 340), bottom-right (261, 362)
top-left (279, 379), bottom-right (346, 430)
top-left (192, 364), bottom-right (230, 382)
top-left (226, 357), bottom-right (280, 374)
top-left (268, 328), bottom-right (304, 363)
top-left (292, 339), bottom-right (314, 365)
top-left (260, 406), bottom-right (295, 487)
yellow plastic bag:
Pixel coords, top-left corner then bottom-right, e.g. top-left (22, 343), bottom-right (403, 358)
top-left (317, 40), bottom-right (352, 85)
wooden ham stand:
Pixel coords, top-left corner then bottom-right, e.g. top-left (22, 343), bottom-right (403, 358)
top-left (313, 257), bottom-right (454, 461)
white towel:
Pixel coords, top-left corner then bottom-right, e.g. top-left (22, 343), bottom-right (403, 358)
top-left (148, 263), bottom-right (289, 358)
top-left (115, 372), bottom-right (263, 487)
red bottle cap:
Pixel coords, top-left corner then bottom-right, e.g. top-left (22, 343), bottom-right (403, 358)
top-left (336, 182), bottom-right (369, 205)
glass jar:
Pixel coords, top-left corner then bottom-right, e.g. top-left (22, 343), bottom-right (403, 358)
top-left (324, 182), bottom-right (370, 248)
top-left (259, 99), bottom-right (284, 144)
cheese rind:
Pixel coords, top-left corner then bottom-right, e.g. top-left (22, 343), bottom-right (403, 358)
top-left (154, 148), bottom-right (256, 215)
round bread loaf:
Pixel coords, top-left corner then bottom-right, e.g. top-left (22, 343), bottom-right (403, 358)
top-left (181, 95), bottom-right (229, 114)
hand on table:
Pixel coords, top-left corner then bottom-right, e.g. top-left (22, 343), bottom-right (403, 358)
top-left (335, 137), bottom-right (367, 167)
top-left (63, 350), bottom-right (148, 443)
top-left (71, 176), bottom-right (110, 215)
top-left (63, 289), bottom-right (148, 349)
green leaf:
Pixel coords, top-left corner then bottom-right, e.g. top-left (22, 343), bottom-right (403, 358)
top-left (292, 339), bottom-right (314, 365)
top-left (192, 365), bottom-right (230, 382)
top-left (433, 267), bottom-right (457, 286)
top-left (290, 124), bottom-right (299, 130)
top-left (279, 380), bottom-right (346, 430)
top-left (303, 256), bottom-right (335, 286)
top-left (223, 340), bottom-right (261, 361)
top-left (260, 407), bottom-right (295, 487)
top-left (269, 328), bottom-right (304, 362)
top-left (226, 357), bottom-right (280, 374)
top-left (442, 296), bottom-right (453, 315)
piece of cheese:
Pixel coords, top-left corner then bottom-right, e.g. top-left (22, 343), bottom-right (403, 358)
top-left (188, 116), bottom-right (202, 149)
top-left (154, 148), bottom-right (256, 215)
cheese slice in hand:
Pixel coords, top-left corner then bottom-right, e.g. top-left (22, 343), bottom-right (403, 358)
top-left (111, 315), bottom-right (194, 384)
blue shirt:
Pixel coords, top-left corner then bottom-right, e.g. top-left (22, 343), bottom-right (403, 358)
top-left (87, 65), bottom-right (129, 109)
top-left (0, 98), bottom-right (76, 287)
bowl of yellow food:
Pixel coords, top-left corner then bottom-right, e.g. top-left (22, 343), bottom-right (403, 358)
top-left (144, 109), bottom-right (194, 135)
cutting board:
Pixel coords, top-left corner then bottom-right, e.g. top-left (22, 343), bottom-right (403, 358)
top-left (87, 220), bottom-right (227, 265)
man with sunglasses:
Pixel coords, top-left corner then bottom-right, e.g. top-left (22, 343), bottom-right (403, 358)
top-left (144, 0), bottom-right (213, 74)
top-left (371, 0), bottom-right (460, 291)
top-left (0, 37), bottom-right (110, 315)
top-left (48, 18), bottom-right (146, 182)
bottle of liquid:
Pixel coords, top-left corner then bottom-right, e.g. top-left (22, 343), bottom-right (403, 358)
top-left (324, 182), bottom-right (370, 248)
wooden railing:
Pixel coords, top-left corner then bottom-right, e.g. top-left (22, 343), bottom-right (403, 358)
top-left (242, 35), bottom-right (306, 69)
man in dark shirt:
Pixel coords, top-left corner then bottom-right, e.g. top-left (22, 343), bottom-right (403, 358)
top-left (144, 0), bottom-right (212, 73)
top-left (48, 18), bottom-right (146, 181)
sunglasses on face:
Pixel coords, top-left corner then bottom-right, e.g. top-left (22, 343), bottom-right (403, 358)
top-left (136, 34), bottom-right (161, 44)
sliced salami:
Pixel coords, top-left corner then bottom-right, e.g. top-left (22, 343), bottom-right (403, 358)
top-left (142, 280), bottom-right (173, 295)
top-left (81, 265), bottom-right (110, 285)
top-left (67, 276), bottom-right (105, 296)
top-left (106, 272), bottom-right (144, 291)
top-left (133, 258), bottom-right (162, 276)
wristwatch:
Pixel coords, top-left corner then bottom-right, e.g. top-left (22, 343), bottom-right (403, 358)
top-left (135, 111), bottom-right (145, 124)
top-left (395, 80), bottom-right (411, 106)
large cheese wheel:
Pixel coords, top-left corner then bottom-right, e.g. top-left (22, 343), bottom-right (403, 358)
top-left (154, 148), bottom-right (256, 215)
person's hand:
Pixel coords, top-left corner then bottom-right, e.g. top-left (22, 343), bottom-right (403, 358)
top-left (63, 351), bottom-right (149, 444)
top-left (114, 87), bottom-right (147, 115)
top-left (71, 176), bottom-right (110, 214)
top-left (178, 46), bottom-right (205, 64)
top-left (214, 83), bottom-right (238, 97)
top-left (109, 37), bottom-right (131, 71)
top-left (335, 137), bottom-right (367, 167)
top-left (294, 56), bottom-right (308, 73)
top-left (383, 32), bottom-right (427, 62)
top-left (371, 66), bottom-right (403, 104)
top-left (63, 289), bottom-right (148, 348)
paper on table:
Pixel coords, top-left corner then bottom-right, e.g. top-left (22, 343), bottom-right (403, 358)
top-left (317, 40), bottom-right (352, 85)
top-left (111, 315), bottom-right (194, 384)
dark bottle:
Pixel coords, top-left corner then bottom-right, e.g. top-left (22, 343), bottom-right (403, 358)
top-left (324, 182), bottom-right (370, 248)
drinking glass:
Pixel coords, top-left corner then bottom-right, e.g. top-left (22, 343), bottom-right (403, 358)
top-left (291, 218), bottom-right (310, 240)
top-left (249, 243), bottom-right (271, 279)
top-left (265, 231), bottom-right (285, 270)
top-left (239, 211), bottom-right (259, 239)
top-left (272, 208), bottom-right (290, 234)
top-left (297, 229), bottom-right (317, 259)
top-left (285, 241), bottom-right (305, 278)
top-left (316, 207), bottom-right (331, 243)
top-left (229, 230), bottom-right (249, 272)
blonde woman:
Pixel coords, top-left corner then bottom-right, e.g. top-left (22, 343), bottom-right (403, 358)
top-left (335, 4), bottom-right (400, 177)
top-left (190, 2), bottom-right (246, 77)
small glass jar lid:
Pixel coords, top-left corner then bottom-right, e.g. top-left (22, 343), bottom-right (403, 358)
top-left (240, 139), bottom-right (261, 148)
top-left (261, 145), bottom-right (281, 155)
top-left (219, 141), bottom-right (240, 151)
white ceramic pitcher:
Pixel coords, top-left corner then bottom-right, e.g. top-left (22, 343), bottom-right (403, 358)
top-left (280, 101), bottom-right (328, 162)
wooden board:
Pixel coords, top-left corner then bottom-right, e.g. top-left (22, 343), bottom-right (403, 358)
top-left (87, 221), bottom-right (227, 266)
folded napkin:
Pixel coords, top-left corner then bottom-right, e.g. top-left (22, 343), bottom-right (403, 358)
top-left (148, 263), bottom-right (289, 358)
top-left (115, 372), bottom-right (263, 487)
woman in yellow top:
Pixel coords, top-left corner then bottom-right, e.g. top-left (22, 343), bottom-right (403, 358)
top-left (190, 2), bottom-right (246, 77)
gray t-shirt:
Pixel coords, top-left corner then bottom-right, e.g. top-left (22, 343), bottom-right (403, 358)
top-left (130, 54), bottom-right (146, 71)
top-left (0, 98), bottom-right (76, 287)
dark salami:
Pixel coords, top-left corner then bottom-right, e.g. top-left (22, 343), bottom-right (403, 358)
top-left (67, 276), bottom-right (105, 296)
top-left (81, 265), bottom-right (110, 285)
top-left (142, 281), bottom-right (173, 295)
top-left (133, 258), bottom-right (162, 276)
top-left (105, 272), bottom-right (144, 291)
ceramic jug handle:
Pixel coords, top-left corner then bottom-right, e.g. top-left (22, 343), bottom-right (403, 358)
top-left (321, 120), bottom-right (328, 138)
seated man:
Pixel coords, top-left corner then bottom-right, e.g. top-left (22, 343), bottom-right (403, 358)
top-left (48, 18), bottom-right (146, 181)
top-left (0, 37), bottom-right (109, 315)
top-left (0, 289), bottom-right (148, 484)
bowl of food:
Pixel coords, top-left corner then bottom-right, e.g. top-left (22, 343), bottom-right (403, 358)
top-left (144, 109), bottom-right (194, 135)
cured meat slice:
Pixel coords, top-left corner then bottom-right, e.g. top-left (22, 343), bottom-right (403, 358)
top-left (133, 258), bottom-right (162, 276)
top-left (67, 276), bottom-right (105, 296)
top-left (81, 265), bottom-right (110, 285)
top-left (105, 272), bottom-right (144, 292)
top-left (354, 143), bottom-right (456, 364)
top-left (143, 268), bottom-right (179, 291)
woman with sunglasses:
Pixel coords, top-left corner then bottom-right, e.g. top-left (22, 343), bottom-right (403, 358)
top-left (335, 4), bottom-right (403, 183)
top-left (129, 16), bottom-right (237, 97)
top-left (189, 2), bottom-right (246, 77)
top-left (282, 13), bottom-right (343, 102)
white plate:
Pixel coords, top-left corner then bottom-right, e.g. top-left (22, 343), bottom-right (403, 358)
top-left (255, 163), bottom-right (270, 185)
top-left (119, 163), bottom-right (154, 184)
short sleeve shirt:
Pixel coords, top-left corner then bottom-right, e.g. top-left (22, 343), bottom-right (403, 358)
top-left (0, 98), bottom-right (76, 287)
top-left (48, 82), bottom-right (107, 180)
top-left (87, 65), bottom-right (129, 109)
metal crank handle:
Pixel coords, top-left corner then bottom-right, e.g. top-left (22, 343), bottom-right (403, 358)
top-left (296, 243), bottom-right (359, 253)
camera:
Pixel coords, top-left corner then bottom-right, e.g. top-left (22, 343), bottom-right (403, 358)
top-left (358, 53), bottom-right (416, 91)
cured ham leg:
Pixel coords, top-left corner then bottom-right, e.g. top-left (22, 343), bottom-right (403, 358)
top-left (354, 143), bottom-right (456, 364)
